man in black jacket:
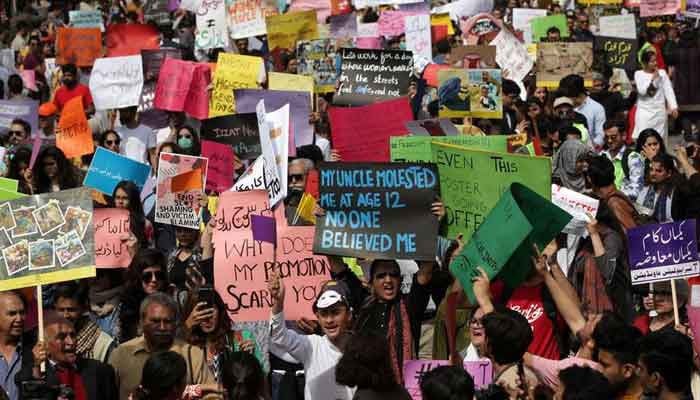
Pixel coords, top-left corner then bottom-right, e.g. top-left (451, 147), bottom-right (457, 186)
top-left (17, 312), bottom-right (117, 400)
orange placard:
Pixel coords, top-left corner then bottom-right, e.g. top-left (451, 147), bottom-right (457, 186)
top-left (56, 27), bottom-right (102, 67)
top-left (105, 24), bottom-right (160, 57)
top-left (171, 168), bottom-right (203, 192)
top-left (57, 97), bottom-right (94, 158)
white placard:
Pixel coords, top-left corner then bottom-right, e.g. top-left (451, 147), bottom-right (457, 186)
top-left (405, 14), bottom-right (431, 63)
top-left (88, 55), bottom-right (144, 111)
top-left (489, 30), bottom-right (533, 83)
top-left (196, 0), bottom-right (231, 49)
top-left (598, 15), bottom-right (636, 39)
top-left (551, 184), bottom-right (600, 235)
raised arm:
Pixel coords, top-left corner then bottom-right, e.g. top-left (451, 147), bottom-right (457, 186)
top-left (268, 271), bottom-right (312, 364)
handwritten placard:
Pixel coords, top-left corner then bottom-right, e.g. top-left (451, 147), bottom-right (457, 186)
top-left (640, 0), bottom-right (681, 17)
top-left (628, 220), bottom-right (700, 284)
top-left (335, 48), bottom-right (413, 106)
top-left (89, 55), bottom-right (144, 110)
top-left (155, 153), bottom-right (209, 229)
top-left (57, 97), bottom-right (94, 158)
top-left (201, 113), bottom-right (261, 160)
top-left (202, 140), bottom-right (235, 192)
top-left (312, 163), bottom-right (439, 260)
top-left (489, 30), bottom-right (533, 83)
top-left (154, 58), bottom-right (196, 112)
top-left (266, 10), bottom-right (319, 51)
top-left (405, 14), bottom-right (431, 63)
top-left (403, 360), bottom-right (493, 399)
top-left (210, 53), bottom-right (262, 117)
top-left (598, 15), bottom-right (636, 39)
top-left (94, 208), bottom-right (132, 268)
top-left (227, 0), bottom-right (278, 39)
top-left (69, 10), bottom-right (103, 29)
top-left (594, 36), bottom-right (638, 70)
top-left (551, 184), bottom-right (599, 236)
top-left (83, 148), bottom-right (151, 195)
top-left (195, 0), bottom-right (230, 50)
top-left (56, 27), bottom-right (102, 66)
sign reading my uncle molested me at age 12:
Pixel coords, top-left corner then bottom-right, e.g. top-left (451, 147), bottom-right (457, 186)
top-left (312, 162), bottom-right (440, 261)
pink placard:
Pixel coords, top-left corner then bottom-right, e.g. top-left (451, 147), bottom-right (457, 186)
top-left (154, 58), bottom-right (195, 111)
top-left (94, 208), bottom-right (133, 268)
top-left (640, 0), bottom-right (681, 16)
top-left (20, 69), bottom-right (37, 91)
top-left (354, 36), bottom-right (382, 49)
top-left (201, 140), bottom-right (235, 192)
top-left (329, 98), bottom-right (411, 162)
top-left (184, 64), bottom-right (211, 120)
top-left (403, 360), bottom-right (493, 400)
top-left (378, 10), bottom-right (422, 37)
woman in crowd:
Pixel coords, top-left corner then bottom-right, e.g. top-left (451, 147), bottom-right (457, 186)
top-left (130, 351), bottom-right (188, 400)
top-left (220, 351), bottom-right (268, 400)
top-left (635, 128), bottom-right (667, 170)
top-left (5, 146), bottom-right (33, 194)
top-left (176, 125), bottom-right (201, 157)
top-left (634, 280), bottom-right (689, 335)
top-left (99, 129), bottom-right (121, 153)
top-left (112, 180), bottom-right (153, 247)
top-left (552, 139), bottom-right (588, 192)
top-left (29, 145), bottom-right (82, 194)
top-left (633, 49), bottom-right (678, 140)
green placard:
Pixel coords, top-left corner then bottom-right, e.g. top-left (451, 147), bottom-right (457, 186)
top-left (531, 14), bottom-right (570, 43)
top-left (391, 135), bottom-right (508, 163)
top-left (0, 188), bottom-right (24, 201)
top-left (0, 178), bottom-right (18, 193)
top-left (431, 142), bottom-right (552, 240)
top-left (450, 183), bottom-right (572, 303)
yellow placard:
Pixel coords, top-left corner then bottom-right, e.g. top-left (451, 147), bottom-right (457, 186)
top-left (268, 72), bottom-right (314, 106)
top-left (431, 13), bottom-right (455, 35)
top-left (210, 53), bottom-right (263, 117)
top-left (266, 10), bottom-right (319, 51)
top-left (0, 266), bottom-right (96, 291)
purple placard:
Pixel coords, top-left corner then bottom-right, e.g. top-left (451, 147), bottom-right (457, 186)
top-left (251, 214), bottom-right (277, 245)
top-left (403, 359), bottom-right (492, 400)
top-left (628, 219), bottom-right (700, 284)
top-left (0, 100), bottom-right (39, 136)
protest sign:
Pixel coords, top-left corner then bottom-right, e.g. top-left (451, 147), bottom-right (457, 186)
top-left (143, 0), bottom-right (171, 24)
top-left (405, 14), bottom-right (431, 63)
top-left (226, 0), bottom-right (278, 38)
top-left (551, 184), bottom-right (599, 236)
top-left (57, 97), bottom-right (94, 159)
top-left (313, 163), bottom-right (440, 260)
top-left (69, 10), bottom-right (103, 29)
top-left (628, 220), bottom-right (700, 284)
top-left (335, 48), bottom-right (413, 106)
top-left (202, 140), bottom-right (235, 192)
top-left (210, 53), bottom-right (263, 117)
top-left (329, 98), bottom-right (411, 162)
top-left (213, 190), bottom-right (331, 320)
top-left (377, 10), bottom-right (420, 37)
top-left (254, 100), bottom-right (284, 207)
top-left (489, 30), bottom-right (533, 83)
top-left (530, 14), bottom-right (569, 43)
top-left (266, 104), bottom-right (290, 202)
top-left (232, 155), bottom-right (265, 192)
top-left (331, 0), bottom-right (352, 15)
top-left (594, 36), bottom-right (638, 70)
top-left (431, 142), bottom-right (552, 240)
top-left (268, 72), bottom-right (314, 101)
top-left (437, 69), bottom-right (502, 119)
top-left (195, 0), bottom-right (230, 50)
top-left (83, 148), bottom-right (151, 195)
top-left (297, 39), bottom-right (339, 93)
top-left (536, 42), bottom-right (593, 88)
top-left (105, 24), bottom-right (160, 57)
top-left (404, 360), bottom-right (493, 399)
top-left (429, 0), bottom-right (493, 21)
top-left (234, 88), bottom-right (313, 151)
top-left (201, 113), bottom-right (261, 160)
top-left (598, 14), bottom-right (636, 39)
top-left (0, 100), bottom-right (38, 136)
top-left (330, 13), bottom-right (357, 38)
top-left (154, 58), bottom-right (196, 112)
top-left (138, 49), bottom-right (181, 126)
top-left (354, 37), bottom-right (382, 50)
top-left (266, 10), bottom-right (319, 51)
top-left (449, 182), bottom-right (571, 302)
top-left (405, 119), bottom-right (461, 136)
top-left (0, 178), bottom-right (18, 193)
top-left (430, 13), bottom-right (454, 35)
top-left (89, 55), bottom-right (144, 110)
top-left (56, 28), bottom-right (102, 66)
top-left (184, 64), bottom-right (212, 120)
top-left (450, 46), bottom-right (497, 68)
top-left (19, 70), bottom-right (36, 92)
top-left (640, 0), bottom-right (681, 16)
top-left (390, 135), bottom-right (508, 163)
top-left (353, 0), bottom-right (425, 9)
top-left (0, 187), bottom-right (95, 291)
top-left (512, 8), bottom-right (546, 43)
top-left (687, 0), bottom-right (700, 16)
top-left (94, 208), bottom-right (132, 268)
top-left (155, 153), bottom-right (209, 229)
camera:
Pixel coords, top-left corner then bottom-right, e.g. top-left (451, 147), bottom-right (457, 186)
top-left (21, 380), bottom-right (74, 400)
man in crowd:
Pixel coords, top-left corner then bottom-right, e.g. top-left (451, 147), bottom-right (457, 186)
top-left (115, 106), bottom-right (157, 165)
top-left (6, 119), bottom-right (29, 147)
top-left (637, 330), bottom-right (694, 400)
top-left (0, 292), bottom-right (33, 400)
top-left (560, 74), bottom-right (606, 148)
top-left (37, 102), bottom-right (57, 140)
top-left (6, 75), bottom-right (28, 102)
top-left (502, 79), bottom-right (521, 135)
top-left (52, 64), bottom-right (94, 113)
top-left (601, 119), bottom-right (644, 200)
top-left (584, 155), bottom-right (639, 230)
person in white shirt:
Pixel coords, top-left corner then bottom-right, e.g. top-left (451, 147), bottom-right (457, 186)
top-left (268, 273), bottom-right (355, 400)
top-left (115, 106), bottom-right (157, 165)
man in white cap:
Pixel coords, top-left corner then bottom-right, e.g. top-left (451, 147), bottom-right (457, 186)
top-left (268, 274), bottom-right (355, 400)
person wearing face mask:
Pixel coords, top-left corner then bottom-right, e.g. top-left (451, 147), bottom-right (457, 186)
top-left (175, 126), bottom-right (201, 156)
top-left (115, 106), bottom-right (157, 165)
top-left (52, 64), bottom-right (94, 114)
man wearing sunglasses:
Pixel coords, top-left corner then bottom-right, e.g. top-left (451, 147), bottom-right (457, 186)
top-left (6, 119), bottom-right (29, 147)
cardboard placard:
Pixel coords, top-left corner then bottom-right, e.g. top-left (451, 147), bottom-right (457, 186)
top-left (536, 42), bottom-right (593, 88)
top-left (201, 113), bottom-right (262, 160)
top-left (83, 148), bottom-right (151, 196)
top-left (438, 68), bottom-right (503, 119)
top-left (594, 36), bottom-right (638, 71)
top-left (266, 10), bottom-right (319, 51)
top-left (296, 39), bottom-right (339, 93)
top-left (155, 153), bottom-right (209, 229)
top-left (94, 208), bottom-right (133, 268)
top-left (210, 53), bottom-right (263, 117)
top-left (56, 27), bottom-right (102, 66)
top-left (89, 55), bottom-right (144, 110)
top-left (390, 135), bottom-right (508, 163)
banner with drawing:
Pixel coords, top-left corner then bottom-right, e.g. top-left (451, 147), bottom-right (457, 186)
top-left (155, 152), bottom-right (209, 229)
top-left (0, 188), bottom-right (95, 291)
top-left (536, 42), bottom-right (593, 88)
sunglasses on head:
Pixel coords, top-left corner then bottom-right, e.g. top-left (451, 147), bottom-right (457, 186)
top-left (374, 271), bottom-right (401, 280)
top-left (142, 270), bottom-right (165, 283)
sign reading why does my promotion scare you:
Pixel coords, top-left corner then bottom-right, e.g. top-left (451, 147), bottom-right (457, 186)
top-left (404, 360), bottom-right (493, 400)
top-left (94, 208), bottom-right (133, 268)
top-left (89, 55), bottom-right (144, 110)
top-left (312, 163), bottom-right (440, 261)
top-left (201, 113), bottom-right (261, 160)
top-left (628, 219), bottom-right (700, 284)
top-left (213, 190), bottom-right (331, 321)
top-left (431, 142), bottom-right (552, 241)
top-left (155, 152), bottom-right (209, 229)
top-left (0, 187), bottom-right (95, 291)
top-left (335, 48), bottom-right (414, 106)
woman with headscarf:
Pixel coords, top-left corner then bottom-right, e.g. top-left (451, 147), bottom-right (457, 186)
top-left (552, 139), bottom-right (588, 192)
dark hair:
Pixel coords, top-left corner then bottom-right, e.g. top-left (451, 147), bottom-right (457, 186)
top-left (603, 119), bottom-right (626, 133)
top-left (502, 79), bottom-right (521, 97)
top-left (584, 155), bottom-right (616, 188)
top-left (99, 130), bottom-right (120, 148)
top-left (176, 125), bottom-right (201, 156)
top-left (638, 329), bottom-right (693, 393)
top-left (546, 26), bottom-right (561, 35)
top-left (420, 366), bottom-right (475, 400)
top-left (591, 312), bottom-right (641, 365)
top-left (650, 153), bottom-right (677, 177)
top-left (183, 289), bottom-right (233, 353)
top-left (369, 259), bottom-right (400, 280)
top-left (120, 248), bottom-right (168, 342)
top-left (336, 332), bottom-right (399, 391)
top-left (61, 63), bottom-right (77, 76)
top-left (10, 118), bottom-right (30, 136)
top-left (132, 351), bottom-right (187, 400)
top-left (52, 281), bottom-right (87, 307)
top-left (640, 50), bottom-right (656, 65)
top-left (111, 180), bottom-right (147, 247)
top-left (6, 146), bottom-right (32, 192)
top-left (296, 145), bottom-right (324, 166)
top-left (220, 351), bottom-right (265, 400)
top-left (482, 309), bottom-right (533, 365)
top-left (559, 365), bottom-right (613, 400)
top-left (8, 74), bottom-right (23, 95)
top-left (32, 146), bottom-right (81, 194)
top-left (635, 129), bottom-right (667, 155)
top-left (559, 74), bottom-right (586, 98)
top-left (436, 39), bottom-right (450, 55)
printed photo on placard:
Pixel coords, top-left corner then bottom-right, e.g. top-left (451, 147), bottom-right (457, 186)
top-left (0, 228), bottom-right (11, 249)
top-left (438, 69), bottom-right (502, 119)
top-left (29, 240), bottom-right (55, 270)
top-left (0, 203), bottom-right (16, 231)
top-left (60, 206), bottom-right (92, 239)
top-left (12, 207), bottom-right (38, 238)
top-left (55, 230), bottom-right (87, 267)
top-left (33, 202), bottom-right (66, 236)
top-left (2, 240), bottom-right (29, 276)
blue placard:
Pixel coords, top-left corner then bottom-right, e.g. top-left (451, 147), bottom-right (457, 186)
top-left (83, 147), bottom-right (151, 195)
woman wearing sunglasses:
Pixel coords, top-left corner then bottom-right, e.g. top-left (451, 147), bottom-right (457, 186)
top-left (99, 130), bottom-right (121, 153)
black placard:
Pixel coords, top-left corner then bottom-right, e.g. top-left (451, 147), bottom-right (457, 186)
top-left (334, 48), bottom-right (414, 106)
top-left (594, 36), bottom-right (638, 71)
top-left (200, 113), bottom-right (261, 160)
top-left (312, 162), bottom-right (440, 260)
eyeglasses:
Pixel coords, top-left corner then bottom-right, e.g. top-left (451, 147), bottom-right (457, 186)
top-left (141, 270), bottom-right (165, 283)
top-left (105, 140), bottom-right (120, 146)
top-left (288, 174), bottom-right (304, 182)
top-left (9, 130), bottom-right (25, 137)
top-left (374, 271), bottom-right (401, 280)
